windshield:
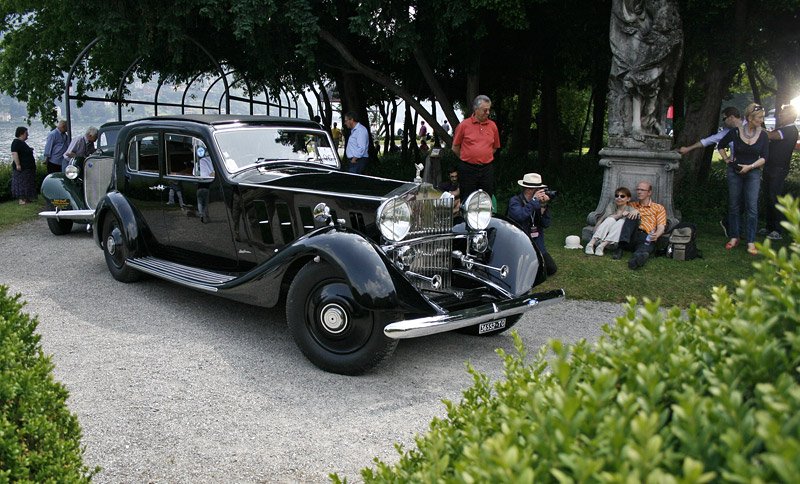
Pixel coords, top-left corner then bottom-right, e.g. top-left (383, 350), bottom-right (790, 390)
top-left (213, 127), bottom-right (339, 173)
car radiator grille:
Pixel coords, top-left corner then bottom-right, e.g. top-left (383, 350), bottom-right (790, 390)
top-left (405, 197), bottom-right (454, 291)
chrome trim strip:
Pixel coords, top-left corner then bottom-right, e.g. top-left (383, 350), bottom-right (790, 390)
top-left (381, 233), bottom-right (467, 251)
top-left (39, 209), bottom-right (95, 220)
top-left (238, 182), bottom-right (388, 202)
top-left (383, 289), bottom-right (565, 339)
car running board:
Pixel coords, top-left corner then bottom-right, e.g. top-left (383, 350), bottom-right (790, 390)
top-left (127, 256), bottom-right (236, 292)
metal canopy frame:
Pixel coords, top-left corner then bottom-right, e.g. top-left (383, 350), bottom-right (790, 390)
top-left (63, 36), bottom-right (299, 129)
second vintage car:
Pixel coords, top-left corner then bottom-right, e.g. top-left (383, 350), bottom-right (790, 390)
top-left (39, 122), bottom-right (127, 235)
top-left (93, 115), bottom-right (564, 374)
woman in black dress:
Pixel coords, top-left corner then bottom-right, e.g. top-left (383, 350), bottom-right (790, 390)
top-left (11, 126), bottom-right (37, 204)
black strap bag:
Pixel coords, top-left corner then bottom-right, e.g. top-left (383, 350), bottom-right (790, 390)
top-left (667, 222), bottom-right (701, 260)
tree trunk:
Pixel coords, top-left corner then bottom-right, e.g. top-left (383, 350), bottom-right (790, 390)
top-left (673, 65), bottom-right (736, 185)
top-left (508, 78), bottom-right (534, 158)
top-left (588, 72), bottom-right (608, 159)
top-left (412, 46), bottom-right (460, 133)
top-left (300, 91), bottom-right (315, 120)
top-left (538, 65), bottom-right (560, 166)
top-left (318, 29), bottom-right (453, 145)
top-left (745, 61), bottom-right (761, 105)
top-left (389, 98), bottom-right (398, 150)
top-left (317, 76), bottom-right (333, 127)
top-left (770, 52), bottom-right (800, 109)
top-left (671, 63), bottom-right (685, 142)
top-left (465, 53), bottom-right (480, 113)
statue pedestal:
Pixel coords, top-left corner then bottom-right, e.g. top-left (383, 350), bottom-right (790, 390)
top-left (582, 142), bottom-right (681, 242)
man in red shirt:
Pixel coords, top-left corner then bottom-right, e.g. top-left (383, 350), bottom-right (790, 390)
top-left (452, 95), bottom-right (500, 199)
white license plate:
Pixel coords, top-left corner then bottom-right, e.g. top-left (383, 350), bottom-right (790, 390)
top-left (478, 318), bottom-right (506, 334)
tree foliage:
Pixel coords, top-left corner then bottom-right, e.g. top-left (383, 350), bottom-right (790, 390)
top-left (1, 0), bottom-right (798, 182)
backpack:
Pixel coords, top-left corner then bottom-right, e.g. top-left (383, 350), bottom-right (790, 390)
top-left (667, 222), bottom-right (701, 261)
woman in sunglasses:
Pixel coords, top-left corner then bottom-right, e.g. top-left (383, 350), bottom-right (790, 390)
top-left (585, 187), bottom-right (638, 256)
top-left (717, 103), bottom-right (770, 255)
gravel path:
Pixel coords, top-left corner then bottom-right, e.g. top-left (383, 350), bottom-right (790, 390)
top-left (0, 220), bottom-right (625, 483)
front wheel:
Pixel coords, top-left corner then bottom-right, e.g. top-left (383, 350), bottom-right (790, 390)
top-left (45, 202), bottom-right (74, 235)
top-left (286, 261), bottom-right (397, 375)
top-left (102, 214), bottom-right (142, 283)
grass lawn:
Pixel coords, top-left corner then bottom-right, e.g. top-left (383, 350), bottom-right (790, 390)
top-left (0, 198), bottom-right (45, 231)
top-left (534, 210), bottom-right (765, 308)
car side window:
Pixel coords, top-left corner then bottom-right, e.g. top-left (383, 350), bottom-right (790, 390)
top-left (127, 134), bottom-right (160, 173)
top-left (166, 134), bottom-right (196, 176)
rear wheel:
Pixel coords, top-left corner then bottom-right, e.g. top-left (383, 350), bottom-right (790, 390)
top-left (45, 202), bottom-right (74, 235)
top-left (102, 214), bottom-right (142, 282)
top-left (286, 261), bottom-right (397, 375)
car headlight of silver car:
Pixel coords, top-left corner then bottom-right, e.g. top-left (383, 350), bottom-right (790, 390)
top-left (463, 190), bottom-right (492, 230)
top-left (377, 196), bottom-right (411, 242)
top-left (64, 164), bottom-right (80, 180)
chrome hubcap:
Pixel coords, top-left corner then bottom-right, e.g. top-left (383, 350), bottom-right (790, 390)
top-left (320, 303), bottom-right (348, 334)
top-left (106, 235), bottom-right (117, 255)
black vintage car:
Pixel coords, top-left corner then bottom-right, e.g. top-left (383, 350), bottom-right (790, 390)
top-left (93, 115), bottom-right (564, 374)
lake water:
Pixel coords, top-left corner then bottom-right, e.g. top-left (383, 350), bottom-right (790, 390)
top-left (0, 121), bottom-right (93, 164)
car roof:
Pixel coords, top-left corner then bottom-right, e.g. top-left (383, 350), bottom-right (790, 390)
top-left (129, 114), bottom-right (321, 130)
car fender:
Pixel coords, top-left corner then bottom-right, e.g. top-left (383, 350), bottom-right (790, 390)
top-left (221, 227), bottom-right (438, 314)
top-left (93, 191), bottom-right (145, 256)
top-left (40, 173), bottom-right (88, 210)
top-left (454, 217), bottom-right (542, 296)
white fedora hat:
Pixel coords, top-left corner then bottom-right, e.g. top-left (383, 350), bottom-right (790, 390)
top-left (517, 173), bottom-right (546, 189)
top-left (564, 235), bottom-right (583, 249)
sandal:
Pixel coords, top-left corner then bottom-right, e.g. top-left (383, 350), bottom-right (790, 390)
top-left (725, 238), bottom-right (739, 250)
top-left (747, 244), bottom-right (758, 256)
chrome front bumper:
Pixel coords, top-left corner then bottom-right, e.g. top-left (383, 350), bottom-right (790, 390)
top-left (383, 288), bottom-right (565, 339)
top-left (39, 209), bottom-right (94, 220)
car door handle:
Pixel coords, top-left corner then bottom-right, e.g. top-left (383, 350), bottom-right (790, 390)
top-left (149, 184), bottom-right (166, 191)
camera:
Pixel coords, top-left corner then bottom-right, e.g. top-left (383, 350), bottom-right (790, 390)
top-left (544, 190), bottom-right (558, 200)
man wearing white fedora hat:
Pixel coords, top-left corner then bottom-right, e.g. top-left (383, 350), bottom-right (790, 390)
top-left (508, 173), bottom-right (557, 276)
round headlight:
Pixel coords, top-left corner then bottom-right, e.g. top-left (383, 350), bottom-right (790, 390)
top-left (64, 164), bottom-right (79, 180)
top-left (463, 190), bottom-right (492, 230)
top-left (377, 197), bottom-right (411, 242)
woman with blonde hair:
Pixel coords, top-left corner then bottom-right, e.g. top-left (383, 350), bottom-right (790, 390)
top-left (717, 103), bottom-right (769, 255)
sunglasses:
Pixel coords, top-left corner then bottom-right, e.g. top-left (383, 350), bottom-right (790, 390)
top-left (615, 194), bottom-right (628, 198)
top-left (753, 105), bottom-right (764, 112)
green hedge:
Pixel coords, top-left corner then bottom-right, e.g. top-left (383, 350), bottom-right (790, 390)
top-left (339, 195), bottom-right (800, 482)
top-left (0, 285), bottom-right (96, 481)
top-left (0, 163), bottom-right (48, 202)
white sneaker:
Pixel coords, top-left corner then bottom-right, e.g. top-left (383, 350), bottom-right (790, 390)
top-left (595, 246), bottom-right (605, 256)
top-left (767, 231), bottom-right (783, 240)
top-left (585, 244), bottom-right (594, 255)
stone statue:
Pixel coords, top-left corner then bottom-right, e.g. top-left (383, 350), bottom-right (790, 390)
top-left (608, 0), bottom-right (682, 143)
top-left (414, 162), bottom-right (424, 183)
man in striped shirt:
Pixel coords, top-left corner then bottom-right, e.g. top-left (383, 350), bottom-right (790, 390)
top-left (627, 181), bottom-right (667, 270)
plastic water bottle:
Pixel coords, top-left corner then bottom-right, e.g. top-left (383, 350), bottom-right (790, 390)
top-left (644, 229), bottom-right (656, 245)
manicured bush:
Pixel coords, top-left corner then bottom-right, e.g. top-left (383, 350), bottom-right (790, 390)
top-left (0, 163), bottom-right (47, 202)
top-left (338, 197), bottom-right (800, 482)
top-left (0, 285), bottom-right (97, 481)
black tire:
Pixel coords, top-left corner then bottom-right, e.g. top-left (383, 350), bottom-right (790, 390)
top-left (45, 202), bottom-right (74, 235)
top-left (456, 314), bottom-right (522, 336)
top-left (102, 214), bottom-right (142, 283)
top-left (286, 261), bottom-right (397, 375)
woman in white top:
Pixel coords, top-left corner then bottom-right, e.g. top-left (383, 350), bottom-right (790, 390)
top-left (585, 187), bottom-right (637, 256)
